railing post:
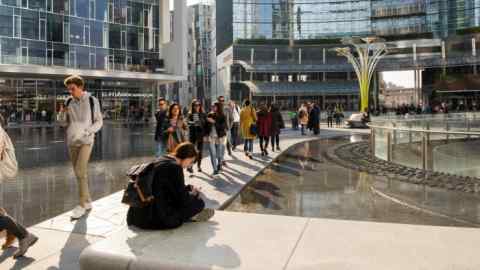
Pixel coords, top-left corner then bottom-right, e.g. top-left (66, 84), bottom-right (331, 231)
top-left (409, 122), bottom-right (413, 143)
top-left (392, 123), bottom-right (397, 145)
top-left (371, 128), bottom-right (376, 156)
top-left (387, 131), bottom-right (393, 162)
top-left (422, 132), bottom-right (427, 170)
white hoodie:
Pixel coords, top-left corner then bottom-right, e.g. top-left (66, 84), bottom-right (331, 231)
top-left (59, 92), bottom-right (103, 146)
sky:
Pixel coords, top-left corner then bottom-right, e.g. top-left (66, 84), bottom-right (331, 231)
top-left (381, 71), bottom-right (415, 89)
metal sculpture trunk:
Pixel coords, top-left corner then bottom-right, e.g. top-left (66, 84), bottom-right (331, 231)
top-left (335, 37), bottom-right (387, 112)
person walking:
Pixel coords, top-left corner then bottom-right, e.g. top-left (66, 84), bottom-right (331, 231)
top-left (154, 98), bottom-right (168, 157)
top-left (186, 100), bottom-right (206, 173)
top-left (160, 103), bottom-right (188, 154)
top-left (298, 103), bottom-right (309, 135)
top-left (334, 104), bottom-right (343, 127)
top-left (256, 104), bottom-right (272, 156)
top-left (60, 75), bottom-right (103, 219)
top-left (0, 122), bottom-right (38, 258)
top-left (126, 143), bottom-right (215, 230)
top-left (269, 104), bottom-right (285, 152)
top-left (217, 96), bottom-right (233, 157)
top-left (309, 102), bottom-right (321, 135)
top-left (229, 100), bottom-right (241, 151)
top-left (205, 102), bottom-right (228, 175)
top-left (327, 105), bottom-right (334, 128)
top-left (240, 100), bottom-right (257, 159)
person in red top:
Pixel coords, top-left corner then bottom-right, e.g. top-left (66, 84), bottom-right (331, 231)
top-left (256, 104), bottom-right (272, 156)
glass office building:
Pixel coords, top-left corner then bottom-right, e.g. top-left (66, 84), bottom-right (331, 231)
top-left (221, 0), bottom-right (480, 110)
top-left (0, 0), bottom-right (184, 124)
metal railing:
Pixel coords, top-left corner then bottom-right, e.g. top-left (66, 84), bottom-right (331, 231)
top-left (368, 113), bottom-right (480, 178)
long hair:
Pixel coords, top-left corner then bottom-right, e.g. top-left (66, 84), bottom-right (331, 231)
top-left (213, 102), bottom-right (224, 117)
top-left (168, 103), bottom-right (182, 119)
top-left (189, 99), bottom-right (204, 114)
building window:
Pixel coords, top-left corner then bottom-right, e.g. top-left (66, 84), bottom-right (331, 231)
top-left (13, 15), bottom-right (20, 38)
top-left (89, 52), bottom-right (95, 68)
top-left (63, 20), bottom-right (69, 43)
top-left (84, 24), bottom-right (90, 45)
top-left (21, 46), bottom-right (28, 64)
top-left (121, 30), bottom-right (126, 49)
top-left (126, 5), bottom-right (132, 24)
top-left (102, 23), bottom-right (108, 48)
top-left (108, 1), bottom-right (113, 22)
top-left (39, 18), bottom-right (46, 41)
top-left (138, 30), bottom-right (143, 51)
top-left (69, 0), bottom-right (76, 16)
top-left (47, 48), bottom-right (53, 65)
top-left (69, 49), bottom-right (76, 67)
top-left (89, 0), bottom-right (95, 19)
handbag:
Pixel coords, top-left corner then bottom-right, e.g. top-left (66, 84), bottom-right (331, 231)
top-left (166, 133), bottom-right (177, 153)
top-left (248, 107), bottom-right (257, 135)
top-left (0, 127), bottom-right (18, 180)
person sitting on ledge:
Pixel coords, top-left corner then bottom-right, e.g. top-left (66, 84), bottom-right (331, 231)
top-left (127, 142), bottom-right (215, 230)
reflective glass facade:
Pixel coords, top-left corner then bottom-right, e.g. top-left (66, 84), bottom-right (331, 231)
top-left (232, 0), bottom-right (480, 40)
top-left (0, 0), bottom-right (161, 71)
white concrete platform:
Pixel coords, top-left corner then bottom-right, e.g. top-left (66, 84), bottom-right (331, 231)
top-left (80, 211), bottom-right (480, 270)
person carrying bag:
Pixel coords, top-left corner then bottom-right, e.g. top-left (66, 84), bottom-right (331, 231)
top-left (0, 125), bottom-right (18, 180)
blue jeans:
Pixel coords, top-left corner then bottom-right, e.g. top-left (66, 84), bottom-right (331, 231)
top-left (155, 142), bottom-right (165, 158)
top-left (244, 139), bottom-right (253, 153)
top-left (208, 142), bottom-right (225, 171)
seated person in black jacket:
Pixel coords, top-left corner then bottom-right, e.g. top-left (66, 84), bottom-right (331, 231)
top-left (127, 142), bottom-right (215, 230)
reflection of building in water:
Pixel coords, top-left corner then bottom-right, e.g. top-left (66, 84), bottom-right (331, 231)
top-left (0, 0), bottom-right (188, 123)
top-left (381, 87), bottom-right (417, 107)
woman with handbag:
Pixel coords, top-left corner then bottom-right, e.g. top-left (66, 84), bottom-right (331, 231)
top-left (0, 124), bottom-right (38, 258)
top-left (256, 104), bottom-right (272, 156)
top-left (240, 100), bottom-right (257, 159)
top-left (269, 104), bottom-right (285, 152)
top-left (186, 100), bottom-right (206, 173)
top-left (161, 103), bottom-right (188, 153)
top-left (205, 102), bottom-right (228, 175)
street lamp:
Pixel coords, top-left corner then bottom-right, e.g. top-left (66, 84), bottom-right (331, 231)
top-left (335, 37), bottom-right (388, 112)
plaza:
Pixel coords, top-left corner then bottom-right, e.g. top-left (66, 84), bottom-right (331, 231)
top-left (1, 0), bottom-right (480, 269)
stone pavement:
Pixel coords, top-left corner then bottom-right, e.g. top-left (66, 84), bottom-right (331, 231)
top-left (1, 128), bottom-right (365, 269)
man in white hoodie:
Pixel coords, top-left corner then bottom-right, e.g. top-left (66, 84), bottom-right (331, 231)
top-left (60, 75), bottom-right (103, 219)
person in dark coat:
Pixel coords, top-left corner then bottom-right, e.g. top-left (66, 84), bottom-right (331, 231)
top-left (205, 102), bottom-right (228, 175)
top-left (154, 98), bottom-right (168, 157)
top-left (126, 143), bottom-right (215, 230)
top-left (256, 104), bottom-right (272, 156)
top-left (269, 104), bottom-right (285, 152)
top-left (309, 103), bottom-right (321, 135)
top-left (186, 99), bottom-right (207, 173)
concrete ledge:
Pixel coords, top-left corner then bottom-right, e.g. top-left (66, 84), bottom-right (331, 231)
top-left (80, 211), bottom-right (480, 270)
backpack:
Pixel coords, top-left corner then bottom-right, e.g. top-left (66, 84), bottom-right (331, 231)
top-left (65, 96), bottom-right (97, 123)
top-left (121, 156), bottom-right (174, 208)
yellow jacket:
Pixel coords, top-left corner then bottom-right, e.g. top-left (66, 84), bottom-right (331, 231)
top-left (240, 105), bottom-right (257, 139)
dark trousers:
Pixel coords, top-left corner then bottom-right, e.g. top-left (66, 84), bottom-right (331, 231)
top-left (270, 134), bottom-right (280, 149)
top-left (180, 196), bottom-right (205, 223)
top-left (244, 139), bottom-right (253, 153)
top-left (193, 139), bottom-right (203, 169)
top-left (0, 213), bottom-right (28, 240)
top-left (327, 117), bottom-right (333, 127)
top-left (259, 136), bottom-right (269, 151)
top-left (230, 123), bottom-right (239, 149)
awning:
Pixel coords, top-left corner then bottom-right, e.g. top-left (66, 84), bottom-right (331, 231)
top-left (241, 81), bottom-right (359, 97)
top-left (0, 64), bottom-right (186, 83)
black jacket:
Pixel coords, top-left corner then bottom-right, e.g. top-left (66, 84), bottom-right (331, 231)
top-left (126, 156), bottom-right (195, 230)
top-left (204, 112), bottom-right (227, 138)
top-left (187, 112), bottom-right (207, 143)
top-left (154, 110), bottom-right (167, 142)
top-left (270, 109), bottom-right (285, 136)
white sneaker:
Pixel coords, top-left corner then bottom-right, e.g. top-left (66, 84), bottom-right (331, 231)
top-left (84, 202), bottom-right (92, 211)
top-left (71, 206), bottom-right (86, 219)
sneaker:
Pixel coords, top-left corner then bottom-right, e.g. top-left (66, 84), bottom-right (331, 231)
top-left (71, 206), bottom-right (86, 219)
top-left (191, 208), bottom-right (215, 222)
top-left (277, 146), bottom-right (281, 151)
top-left (13, 233), bottom-right (38, 259)
top-left (2, 233), bottom-right (16, 250)
top-left (84, 202), bottom-right (92, 211)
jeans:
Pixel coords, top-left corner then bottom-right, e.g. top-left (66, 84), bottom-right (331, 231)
top-left (208, 138), bottom-right (225, 171)
top-left (230, 123), bottom-right (239, 149)
top-left (0, 212), bottom-right (28, 240)
top-left (155, 142), bottom-right (165, 158)
top-left (243, 139), bottom-right (253, 153)
top-left (68, 144), bottom-right (93, 206)
top-left (270, 134), bottom-right (280, 149)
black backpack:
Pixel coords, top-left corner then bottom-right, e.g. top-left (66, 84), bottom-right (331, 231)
top-left (121, 156), bottom-right (174, 208)
top-left (65, 95), bottom-right (100, 123)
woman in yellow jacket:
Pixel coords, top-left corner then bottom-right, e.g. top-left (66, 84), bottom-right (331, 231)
top-left (240, 100), bottom-right (257, 159)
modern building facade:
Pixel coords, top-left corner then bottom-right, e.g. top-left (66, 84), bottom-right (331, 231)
top-left (216, 0), bottom-right (480, 111)
top-left (0, 0), bottom-right (187, 123)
